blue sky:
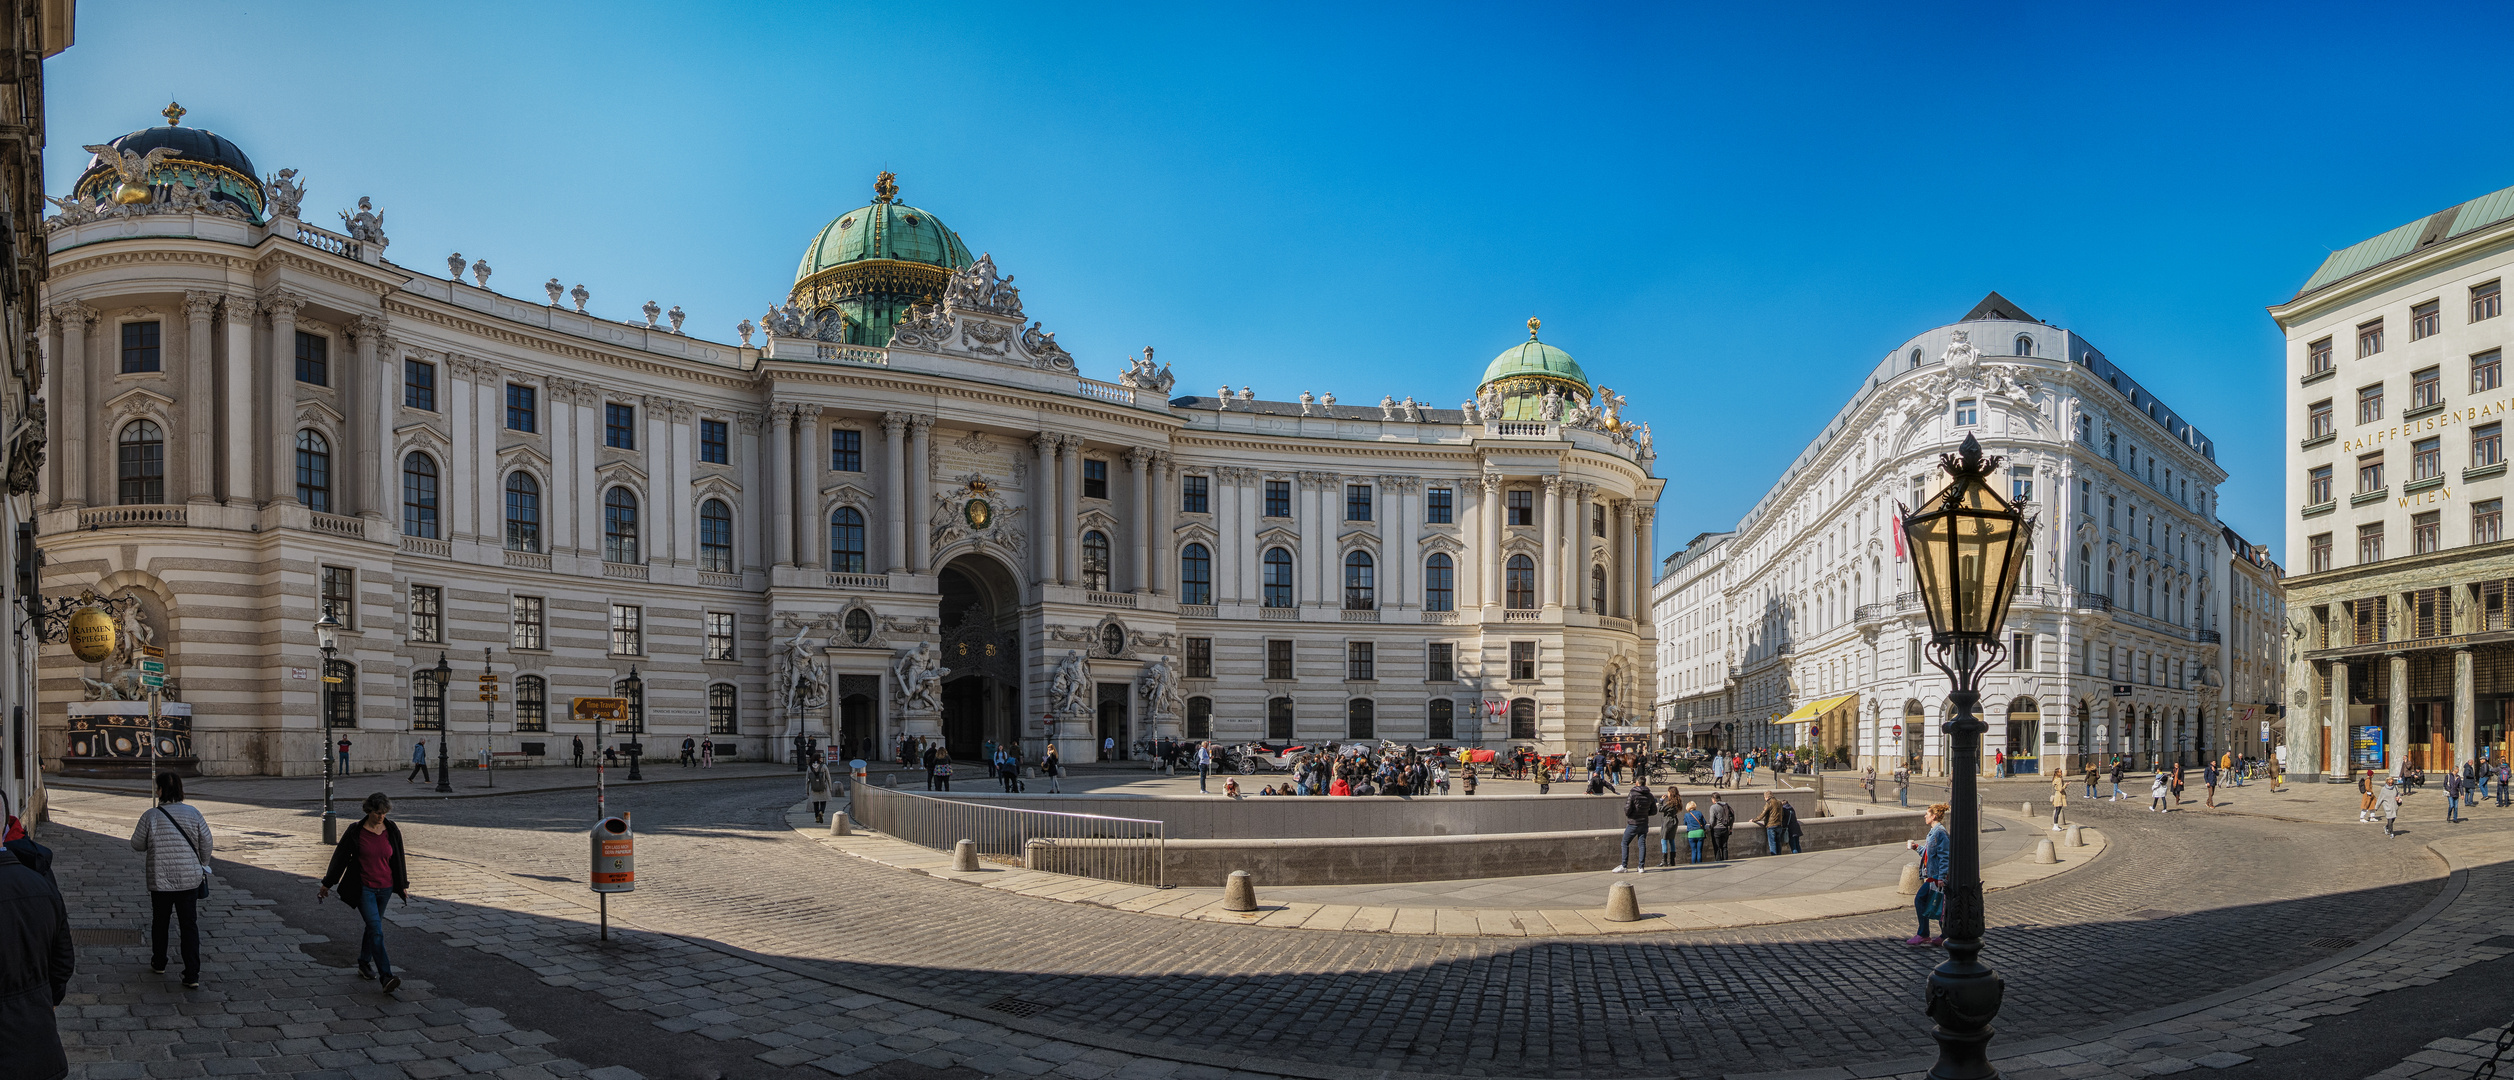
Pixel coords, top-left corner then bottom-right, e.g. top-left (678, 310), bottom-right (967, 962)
top-left (46, 2), bottom-right (2514, 567)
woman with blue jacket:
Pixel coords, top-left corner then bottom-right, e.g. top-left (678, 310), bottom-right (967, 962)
top-left (1907, 802), bottom-right (1951, 947)
top-left (1677, 802), bottom-right (1707, 864)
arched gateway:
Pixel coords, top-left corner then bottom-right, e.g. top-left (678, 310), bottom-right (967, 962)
top-left (937, 553), bottom-right (1022, 761)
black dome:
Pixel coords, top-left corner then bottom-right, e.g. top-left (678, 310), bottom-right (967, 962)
top-left (76, 126), bottom-right (257, 189)
top-left (73, 124), bottom-right (263, 218)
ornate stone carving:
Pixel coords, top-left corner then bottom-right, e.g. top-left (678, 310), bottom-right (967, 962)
top-left (1298, 391), bottom-right (1317, 415)
top-left (338, 197), bottom-right (388, 249)
top-left (667, 305), bottom-right (685, 334)
top-left (448, 253), bottom-right (468, 280)
top-left (887, 303), bottom-right (955, 350)
top-left (930, 473), bottom-right (1028, 559)
top-left (262, 168), bottom-right (304, 219)
top-left (893, 642), bottom-right (949, 714)
top-left (473, 260), bottom-right (493, 288)
top-left (47, 301), bottom-right (95, 328)
top-left (344, 315), bottom-right (389, 343)
top-left (1400, 396), bottom-right (1422, 422)
top-left (641, 300), bottom-right (661, 328)
top-left (545, 278), bottom-right (564, 306)
top-left (1048, 651), bottom-right (1094, 717)
top-left (569, 284), bottom-right (589, 313)
top-left (257, 292), bottom-right (306, 321)
top-left (945, 253), bottom-right (1024, 316)
top-left (182, 291), bottom-right (220, 320)
top-left (1380, 395), bottom-right (1397, 420)
top-left (1116, 347), bottom-right (1173, 394)
top-left (7, 398), bottom-right (44, 496)
top-left (736, 319), bottom-right (755, 346)
top-left (1137, 655), bottom-right (1183, 717)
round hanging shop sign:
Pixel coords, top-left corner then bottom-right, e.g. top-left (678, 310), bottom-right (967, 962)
top-left (965, 498), bottom-right (992, 530)
top-left (68, 606), bottom-right (117, 663)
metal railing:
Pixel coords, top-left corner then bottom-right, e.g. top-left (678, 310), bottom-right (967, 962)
top-left (851, 784), bottom-right (1166, 886)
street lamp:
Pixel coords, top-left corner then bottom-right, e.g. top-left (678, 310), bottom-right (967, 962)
top-left (431, 653), bottom-right (453, 793)
top-left (1900, 433), bottom-right (2031, 1080)
top-left (314, 612), bottom-right (343, 845)
top-left (621, 665), bottom-right (645, 781)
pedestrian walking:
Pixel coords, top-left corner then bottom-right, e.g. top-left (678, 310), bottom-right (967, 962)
top-left (0, 805), bottom-right (71, 1080)
top-left (1678, 801), bottom-right (1706, 864)
top-left (2499, 762), bottom-right (2511, 807)
top-left (805, 762), bottom-right (830, 823)
top-left (1711, 752), bottom-right (1729, 788)
top-left (1894, 764), bottom-right (1910, 808)
top-left (2446, 769), bottom-right (2464, 824)
top-left (1907, 802), bottom-right (1951, 947)
top-left (1708, 794), bottom-right (1735, 861)
top-left (1196, 741), bottom-right (1213, 793)
top-left (680, 737), bottom-right (696, 768)
top-left (1462, 766), bottom-right (1478, 796)
top-left (2358, 771), bottom-right (2377, 822)
top-left (933, 757), bottom-right (954, 792)
top-left (1103, 735), bottom-right (1115, 761)
top-left (2170, 763), bottom-right (2186, 805)
top-left (317, 793), bottom-right (410, 995)
top-left (406, 740), bottom-right (429, 784)
top-left (700, 738), bottom-right (714, 768)
top-left (2202, 762), bottom-right (2218, 808)
top-left (1613, 782), bottom-right (1654, 872)
top-left (2379, 775), bottom-right (2404, 838)
top-left (336, 736), bottom-right (352, 774)
top-left (922, 744), bottom-right (939, 791)
top-left (1043, 746), bottom-right (1062, 793)
top-left (2109, 758), bottom-right (2125, 801)
top-left (2050, 773), bottom-right (2068, 828)
top-left (131, 773), bottom-right (212, 989)
top-left (1756, 792), bottom-right (1789, 856)
top-left (2149, 771), bottom-right (2170, 812)
top-left (2083, 759), bottom-right (2099, 798)
top-left (1862, 765), bottom-right (1877, 803)
top-left (572, 735), bottom-right (585, 768)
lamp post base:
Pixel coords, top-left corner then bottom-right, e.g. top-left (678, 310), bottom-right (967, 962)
top-left (1926, 950), bottom-right (2005, 1079)
top-left (435, 737), bottom-right (453, 794)
top-left (628, 752), bottom-right (644, 781)
top-left (320, 808), bottom-right (337, 845)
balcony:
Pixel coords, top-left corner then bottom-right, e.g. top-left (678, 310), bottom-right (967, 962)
top-left (1072, 377), bottom-right (1137, 406)
top-left (1086, 590), bottom-right (1139, 608)
top-left (827, 572), bottom-right (887, 591)
top-left (399, 535), bottom-right (451, 559)
top-left (602, 561), bottom-right (649, 581)
top-left (309, 512), bottom-right (366, 539)
top-left (1503, 608), bottom-right (1543, 622)
top-left (1341, 608), bottom-right (1380, 623)
top-left (503, 550), bottom-right (551, 571)
top-left (77, 505), bottom-right (186, 529)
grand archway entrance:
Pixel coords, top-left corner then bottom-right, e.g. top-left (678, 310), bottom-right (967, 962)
top-left (937, 554), bottom-right (1021, 761)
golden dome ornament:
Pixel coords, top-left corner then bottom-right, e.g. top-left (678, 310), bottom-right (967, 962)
top-left (67, 605), bottom-right (117, 663)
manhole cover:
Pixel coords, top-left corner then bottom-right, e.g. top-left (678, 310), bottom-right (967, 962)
top-left (72, 928), bottom-right (140, 946)
top-left (983, 996), bottom-right (1056, 1018)
top-left (2126, 909), bottom-right (2179, 920)
top-left (2307, 937), bottom-right (2360, 949)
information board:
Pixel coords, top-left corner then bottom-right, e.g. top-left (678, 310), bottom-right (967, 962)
top-left (2350, 725), bottom-right (2386, 769)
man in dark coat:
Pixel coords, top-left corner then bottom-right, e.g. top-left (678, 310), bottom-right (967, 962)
top-left (1614, 782), bottom-right (1655, 872)
top-left (1707, 793), bottom-right (1736, 861)
top-left (0, 843), bottom-right (73, 1080)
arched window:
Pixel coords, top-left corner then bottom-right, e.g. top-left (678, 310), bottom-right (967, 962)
top-left (504, 472), bottom-right (542, 553)
top-left (295, 429), bottom-right (331, 512)
top-left (2077, 545), bottom-right (2091, 591)
top-left (1505, 555), bottom-right (1536, 609)
top-left (1344, 550), bottom-right (1375, 610)
top-left (708, 684), bottom-right (738, 734)
top-left (1346, 698), bottom-right (1375, 739)
top-left (2015, 334), bottom-right (2034, 356)
top-left (603, 488), bottom-right (641, 564)
top-left (613, 676), bottom-right (645, 734)
top-left (1179, 543), bottom-right (1212, 606)
top-left (1509, 697), bottom-right (1537, 740)
top-left (1262, 547), bottom-right (1294, 608)
top-left (829, 507), bottom-right (866, 573)
top-left (2105, 557), bottom-right (2117, 601)
top-left (2145, 573), bottom-right (2156, 615)
top-left (401, 452), bottom-right (439, 538)
top-left (116, 420), bottom-right (164, 505)
top-left (1908, 347), bottom-right (1923, 370)
top-left (1267, 696), bottom-right (1294, 741)
top-left (1186, 696), bottom-right (1212, 739)
top-left (1428, 698), bottom-right (1455, 740)
top-left (699, 499), bottom-right (734, 573)
top-left (1423, 553), bottom-right (1454, 612)
top-left (412, 665), bottom-right (445, 731)
top-left (1082, 530), bottom-right (1112, 591)
top-left (513, 675), bottom-right (547, 732)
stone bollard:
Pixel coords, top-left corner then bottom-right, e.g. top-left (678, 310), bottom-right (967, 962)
top-left (2033, 838), bottom-right (2057, 865)
top-left (952, 839), bottom-right (979, 872)
top-left (1221, 870), bottom-right (1258, 912)
top-left (1603, 881), bottom-right (1642, 923)
top-left (885, 772), bottom-right (898, 788)
top-left (2023, 801), bottom-right (2035, 817)
top-left (1897, 863), bottom-right (1920, 896)
top-left (828, 810), bottom-right (851, 836)
top-left (2065, 824), bottom-right (2085, 847)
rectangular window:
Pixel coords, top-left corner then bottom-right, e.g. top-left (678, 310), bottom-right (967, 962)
top-left (1428, 699), bottom-right (1455, 741)
top-left (831, 428), bottom-right (861, 471)
top-left (1507, 489), bottom-right (1533, 526)
top-left (120, 321), bottom-right (161, 373)
top-left (510, 596), bottom-right (545, 650)
top-left (1592, 503), bottom-right (1606, 537)
top-left (1345, 484), bottom-right (1372, 522)
top-left (2413, 366), bottom-right (2442, 410)
top-left (1426, 487), bottom-right (1452, 524)
top-left (2309, 337), bottom-right (2334, 374)
top-left (2359, 318), bottom-right (2385, 358)
top-left (294, 330), bottom-right (328, 385)
top-left (2009, 465), bottom-right (2033, 503)
top-left (2309, 533), bottom-right (2332, 573)
top-left (2011, 632), bottom-right (2034, 670)
top-left (2481, 351), bottom-right (2506, 394)
top-left (1510, 640), bottom-right (1537, 681)
top-left (2414, 511), bottom-right (2443, 554)
top-left (320, 566), bottom-right (354, 626)
top-left (1954, 398), bottom-right (1978, 426)
top-left (2308, 399), bottom-right (2335, 440)
top-left (2478, 500), bottom-right (2504, 545)
top-left (1186, 637), bottom-right (1212, 678)
top-left (708, 685), bottom-right (737, 735)
top-left (2479, 423), bottom-right (2504, 467)
top-left (1347, 642), bottom-right (1374, 681)
top-left (401, 358), bottom-right (436, 411)
top-left (703, 611), bottom-right (735, 660)
top-left (1266, 639), bottom-right (1294, 681)
top-left (2414, 437), bottom-right (2443, 480)
top-left (2307, 465), bottom-right (2332, 505)
top-left (610, 604), bottom-right (643, 655)
top-left (2477, 281), bottom-right (2504, 323)
top-left (515, 677), bottom-right (547, 732)
top-left (699, 419), bottom-right (729, 464)
top-left (2358, 522), bottom-right (2385, 564)
top-left (2359, 452), bottom-right (2385, 492)
top-left (1908, 636), bottom-right (1922, 675)
top-left (413, 675), bottom-right (442, 732)
top-left (604, 402), bottom-right (636, 449)
top-left (2358, 383), bottom-right (2384, 424)
top-left (1264, 479), bottom-right (1291, 518)
top-left (1181, 475), bottom-right (1209, 514)
top-left (1083, 459), bottom-right (1108, 499)
top-left (2105, 494), bottom-right (2116, 530)
top-left (410, 585), bottom-right (442, 644)
top-left (2413, 299), bottom-right (2442, 340)
top-left (506, 383), bottom-right (536, 433)
top-left (1428, 642), bottom-right (1454, 682)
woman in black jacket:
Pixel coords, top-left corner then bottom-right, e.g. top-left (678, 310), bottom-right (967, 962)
top-left (317, 793), bottom-right (410, 993)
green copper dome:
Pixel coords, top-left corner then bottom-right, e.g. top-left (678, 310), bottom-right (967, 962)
top-left (1477, 319), bottom-right (1591, 421)
top-left (1481, 338), bottom-right (1588, 388)
top-left (793, 172), bottom-right (974, 285)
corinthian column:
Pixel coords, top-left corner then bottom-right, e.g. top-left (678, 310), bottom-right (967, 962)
top-left (1059, 435), bottom-right (1083, 585)
top-left (1540, 475), bottom-right (1562, 609)
top-left (1151, 452), bottom-right (1174, 595)
top-left (50, 303), bottom-right (93, 508)
top-left (262, 293), bottom-right (304, 507)
top-left (183, 292), bottom-right (219, 504)
top-left (1126, 448), bottom-right (1151, 591)
top-left (1032, 433), bottom-right (1060, 586)
top-left (768, 405), bottom-right (795, 567)
top-left (1483, 473), bottom-right (1503, 610)
top-left (797, 408), bottom-right (824, 570)
top-left (908, 415), bottom-right (934, 573)
top-left (348, 316), bottom-right (389, 521)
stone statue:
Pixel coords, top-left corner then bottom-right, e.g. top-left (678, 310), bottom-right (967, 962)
top-left (893, 642), bottom-right (950, 713)
top-left (1137, 655), bottom-right (1182, 717)
top-left (339, 196), bottom-right (387, 249)
top-left (667, 305), bottom-right (685, 334)
top-left (774, 625), bottom-right (825, 709)
top-left (472, 260), bottom-right (492, 288)
top-left (1380, 395), bottom-right (1397, 420)
top-left (738, 319), bottom-right (756, 347)
top-left (1237, 387), bottom-right (1254, 406)
top-left (1399, 396), bottom-right (1421, 422)
top-left (448, 253), bottom-right (467, 281)
top-left (1479, 384), bottom-right (1503, 419)
top-left (7, 397), bottom-right (45, 496)
top-left (1049, 650), bottom-right (1093, 717)
top-left (1540, 385), bottom-right (1563, 422)
top-left (261, 168), bottom-right (304, 219)
top-left (570, 284), bottom-right (590, 313)
top-left (1321, 391), bottom-right (1337, 408)
top-left (1298, 391), bottom-right (1317, 416)
top-left (1462, 398), bottom-right (1481, 422)
top-left (545, 278), bottom-right (564, 306)
top-left (641, 300), bottom-right (661, 328)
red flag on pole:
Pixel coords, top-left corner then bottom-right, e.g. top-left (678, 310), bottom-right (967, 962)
top-left (1892, 500), bottom-right (1908, 560)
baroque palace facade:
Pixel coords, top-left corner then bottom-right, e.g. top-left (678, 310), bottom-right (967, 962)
top-left (1651, 294), bottom-right (2268, 777)
top-left (36, 108), bottom-right (1661, 776)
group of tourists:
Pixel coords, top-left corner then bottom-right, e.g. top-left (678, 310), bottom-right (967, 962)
top-left (1608, 782), bottom-right (1804, 871)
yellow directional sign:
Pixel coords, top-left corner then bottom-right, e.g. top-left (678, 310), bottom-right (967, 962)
top-left (573, 696), bottom-right (628, 722)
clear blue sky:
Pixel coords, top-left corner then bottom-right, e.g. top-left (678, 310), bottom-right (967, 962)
top-left (46, 2), bottom-right (2514, 567)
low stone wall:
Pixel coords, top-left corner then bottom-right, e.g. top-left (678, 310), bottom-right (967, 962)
top-left (1024, 801), bottom-right (1931, 886)
top-left (933, 786), bottom-right (1821, 840)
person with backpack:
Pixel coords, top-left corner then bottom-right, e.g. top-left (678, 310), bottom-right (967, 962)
top-left (1780, 798), bottom-right (1804, 854)
top-left (2108, 758), bottom-right (2126, 801)
top-left (805, 762), bottom-right (830, 823)
top-left (1708, 793), bottom-right (1736, 861)
top-left (318, 793), bottom-right (410, 994)
top-left (130, 772), bottom-right (211, 989)
top-left (1612, 782), bottom-right (1654, 872)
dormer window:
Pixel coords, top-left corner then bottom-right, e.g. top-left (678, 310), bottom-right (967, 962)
top-left (2014, 334), bottom-right (2033, 356)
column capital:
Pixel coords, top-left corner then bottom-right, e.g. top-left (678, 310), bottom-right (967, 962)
top-left (769, 401), bottom-right (800, 424)
top-left (1060, 433), bottom-right (1087, 452)
top-left (257, 290), bottom-right (308, 320)
top-left (735, 412), bottom-right (765, 435)
top-left (907, 413), bottom-right (936, 436)
top-left (1298, 470), bottom-right (1340, 489)
top-left (1380, 474), bottom-right (1420, 493)
top-left (1125, 446), bottom-right (1153, 470)
top-left (1635, 506), bottom-right (1655, 525)
top-left (1541, 474), bottom-right (1563, 494)
top-left (47, 300), bottom-right (95, 326)
top-left (1032, 432), bottom-right (1061, 456)
top-left (345, 314), bottom-right (391, 343)
top-left (1480, 472), bottom-right (1502, 495)
top-left (182, 291), bottom-right (221, 320)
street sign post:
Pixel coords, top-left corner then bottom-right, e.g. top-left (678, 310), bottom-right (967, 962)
top-left (576, 697), bottom-right (629, 817)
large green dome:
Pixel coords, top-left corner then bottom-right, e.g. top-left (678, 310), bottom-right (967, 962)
top-left (1481, 337), bottom-right (1588, 388)
top-left (1476, 319), bottom-right (1590, 421)
top-left (794, 195), bottom-right (974, 284)
top-left (788, 173), bottom-right (977, 346)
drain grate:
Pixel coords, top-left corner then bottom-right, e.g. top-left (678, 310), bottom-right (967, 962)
top-left (984, 995), bottom-right (1056, 1019)
top-left (2307, 936), bottom-right (2361, 950)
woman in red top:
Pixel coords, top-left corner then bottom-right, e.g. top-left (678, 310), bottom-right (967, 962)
top-left (318, 793), bottom-right (410, 994)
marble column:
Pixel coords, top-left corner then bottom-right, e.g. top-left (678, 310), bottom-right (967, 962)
top-left (1460, 479), bottom-right (1482, 610)
top-left (262, 294), bottom-right (302, 507)
top-left (350, 317), bottom-right (388, 521)
top-left (1390, 477), bottom-right (1415, 610)
top-left (2389, 653), bottom-right (2409, 777)
top-left (1635, 507), bottom-right (1656, 619)
top-left (1126, 448), bottom-right (1151, 592)
top-left (2325, 659), bottom-right (2348, 780)
top-left (1215, 468), bottom-right (1240, 602)
top-left (1031, 434), bottom-right (1059, 586)
top-left (2457, 647), bottom-right (2476, 774)
top-left (1539, 476), bottom-right (1561, 609)
top-left (879, 412), bottom-right (909, 573)
top-left (48, 303), bottom-right (89, 507)
top-left (907, 416), bottom-right (933, 573)
top-left (1151, 453), bottom-right (1173, 595)
top-left (1483, 474), bottom-right (1504, 610)
top-left (183, 292), bottom-right (218, 504)
top-left (768, 405), bottom-right (795, 567)
top-left (1574, 486), bottom-right (1593, 615)
top-left (1611, 500), bottom-right (1630, 619)
top-left (221, 296), bottom-right (253, 505)
top-left (1059, 435), bottom-right (1083, 585)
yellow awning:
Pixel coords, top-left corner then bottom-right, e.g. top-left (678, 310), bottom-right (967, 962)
top-left (1779, 693), bottom-right (1858, 723)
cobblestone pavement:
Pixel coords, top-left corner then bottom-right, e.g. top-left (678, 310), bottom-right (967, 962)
top-left (46, 771), bottom-right (2455, 1080)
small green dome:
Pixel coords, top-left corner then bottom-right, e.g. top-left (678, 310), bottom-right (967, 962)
top-left (793, 173), bottom-right (974, 286)
top-left (1481, 338), bottom-right (1588, 389)
top-left (1477, 319), bottom-right (1592, 422)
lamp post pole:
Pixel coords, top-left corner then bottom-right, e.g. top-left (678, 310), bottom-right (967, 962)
top-left (623, 665), bottom-right (645, 781)
top-left (315, 611), bottom-right (343, 845)
top-left (433, 652), bottom-right (454, 794)
top-left (483, 647), bottom-right (497, 789)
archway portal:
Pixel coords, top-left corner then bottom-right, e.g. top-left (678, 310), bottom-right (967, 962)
top-left (937, 554), bottom-right (1022, 761)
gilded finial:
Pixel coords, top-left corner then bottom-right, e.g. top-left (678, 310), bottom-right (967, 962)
top-left (1527, 316), bottom-right (1541, 340)
top-left (873, 171), bottom-right (899, 204)
top-left (161, 101), bottom-right (185, 127)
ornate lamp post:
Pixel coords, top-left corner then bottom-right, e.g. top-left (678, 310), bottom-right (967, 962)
top-left (314, 612), bottom-right (343, 844)
top-left (1900, 434), bottom-right (2031, 1080)
top-left (621, 665), bottom-right (645, 781)
top-left (431, 653), bottom-right (453, 793)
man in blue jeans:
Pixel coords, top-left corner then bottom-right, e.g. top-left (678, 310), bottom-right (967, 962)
top-left (1757, 792), bottom-right (1789, 855)
top-left (1612, 782), bottom-right (1654, 872)
top-left (1196, 741), bottom-right (1212, 793)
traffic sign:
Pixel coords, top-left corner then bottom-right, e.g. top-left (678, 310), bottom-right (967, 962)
top-left (574, 696), bottom-right (628, 722)
top-left (138, 657), bottom-right (166, 688)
